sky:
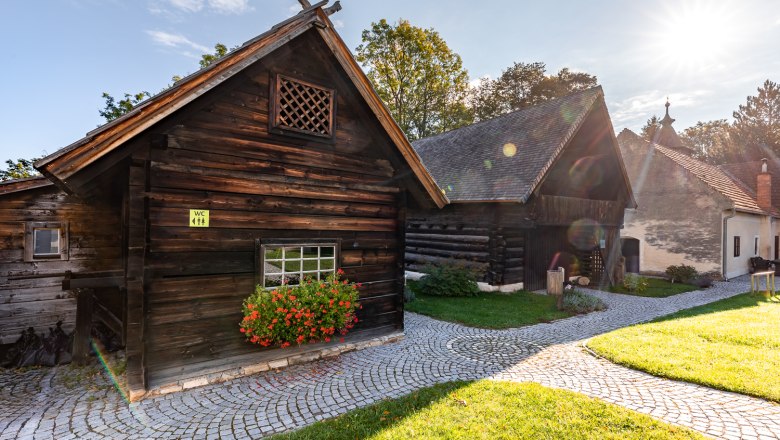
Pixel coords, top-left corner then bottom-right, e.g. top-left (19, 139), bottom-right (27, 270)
top-left (1, 0), bottom-right (779, 161)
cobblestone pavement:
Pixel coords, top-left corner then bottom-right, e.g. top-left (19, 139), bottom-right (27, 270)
top-left (2, 276), bottom-right (779, 439)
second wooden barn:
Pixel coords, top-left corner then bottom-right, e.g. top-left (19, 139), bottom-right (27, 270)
top-left (406, 87), bottom-right (636, 290)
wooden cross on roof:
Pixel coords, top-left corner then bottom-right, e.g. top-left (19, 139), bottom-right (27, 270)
top-left (296, 0), bottom-right (341, 15)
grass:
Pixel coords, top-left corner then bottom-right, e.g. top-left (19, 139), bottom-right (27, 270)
top-left (608, 277), bottom-right (699, 297)
top-left (588, 292), bottom-right (780, 401)
top-left (405, 290), bottom-right (572, 329)
top-left (272, 380), bottom-right (702, 439)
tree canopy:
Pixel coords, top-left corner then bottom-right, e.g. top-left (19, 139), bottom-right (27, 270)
top-left (355, 19), bottom-right (472, 140)
top-left (0, 158), bottom-right (42, 182)
top-left (732, 79), bottom-right (780, 154)
top-left (640, 115), bottom-right (661, 142)
top-left (469, 63), bottom-right (598, 122)
top-left (680, 119), bottom-right (738, 164)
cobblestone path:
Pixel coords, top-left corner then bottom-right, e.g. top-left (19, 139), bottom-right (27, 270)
top-left (2, 277), bottom-right (779, 439)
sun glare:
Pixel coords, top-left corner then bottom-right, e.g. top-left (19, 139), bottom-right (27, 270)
top-left (649, 2), bottom-right (739, 71)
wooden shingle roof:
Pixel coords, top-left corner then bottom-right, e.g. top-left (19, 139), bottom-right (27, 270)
top-left (412, 87), bottom-right (606, 203)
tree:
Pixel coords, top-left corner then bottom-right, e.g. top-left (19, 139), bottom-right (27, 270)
top-left (100, 43), bottom-right (233, 123)
top-left (355, 19), bottom-right (471, 140)
top-left (0, 157), bottom-right (42, 181)
top-left (732, 79), bottom-right (780, 154)
top-left (469, 62), bottom-right (597, 121)
top-left (680, 120), bottom-right (737, 164)
top-left (640, 115), bottom-right (661, 142)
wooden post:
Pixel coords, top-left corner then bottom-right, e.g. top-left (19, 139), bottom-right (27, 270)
top-left (547, 267), bottom-right (564, 296)
top-left (72, 288), bottom-right (94, 366)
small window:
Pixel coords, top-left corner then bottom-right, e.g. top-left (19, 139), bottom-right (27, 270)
top-left (734, 236), bottom-right (741, 257)
top-left (754, 236), bottom-right (760, 256)
top-left (774, 236), bottom-right (778, 260)
top-left (24, 222), bottom-right (68, 261)
top-left (271, 74), bottom-right (335, 139)
top-left (259, 241), bottom-right (338, 288)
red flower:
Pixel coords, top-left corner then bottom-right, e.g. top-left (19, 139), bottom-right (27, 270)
top-left (324, 337), bottom-right (331, 342)
top-left (337, 268), bottom-right (345, 275)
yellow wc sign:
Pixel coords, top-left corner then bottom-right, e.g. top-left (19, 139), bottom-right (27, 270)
top-left (189, 209), bottom-right (210, 227)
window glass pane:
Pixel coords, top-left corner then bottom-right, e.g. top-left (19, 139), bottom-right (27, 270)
top-left (264, 260), bottom-right (283, 274)
top-left (284, 260), bottom-right (301, 272)
top-left (319, 270), bottom-right (333, 281)
top-left (302, 246), bottom-right (318, 259)
top-left (265, 246), bottom-right (282, 260)
top-left (302, 259), bottom-right (319, 271)
top-left (283, 246), bottom-right (301, 259)
top-left (284, 273), bottom-right (300, 285)
top-left (320, 259), bottom-right (334, 270)
top-left (34, 228), bottom-right (59, 256)
top-left (320, 246), bottom-right (335, 258)
top-left (265, 275), bottom-right (282, 288)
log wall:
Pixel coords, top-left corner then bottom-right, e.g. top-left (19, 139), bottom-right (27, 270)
top-left (129, 30), bottom-right (412, 386)
top-left (0, 186), bottom-right (122, 344)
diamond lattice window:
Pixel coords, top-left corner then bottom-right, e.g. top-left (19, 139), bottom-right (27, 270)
top-left (272, 75), bottom-right (335, 138)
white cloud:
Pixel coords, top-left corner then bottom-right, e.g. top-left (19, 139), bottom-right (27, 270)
top-left (207, 0), bottom-right (251, 14)
top-left (146, 30), bottom-right (210, 53)
top-left (332, 19), bottom-right (344, 29)
top-left (610, 90), bottom-right (709, 126)
top-left (468, 74), bottom-right (491, 89)
top-left (168, 0), bottom-right (204, 12)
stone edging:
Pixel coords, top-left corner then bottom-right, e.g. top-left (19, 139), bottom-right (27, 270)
top-left (134, 332), bottom-right (404, 401)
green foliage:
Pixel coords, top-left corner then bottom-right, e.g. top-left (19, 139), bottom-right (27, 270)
top-left (240, 270), bottom-right (360, 348)
top-left (405, 291), bottom-right (570, 329)
top-left (588, 293), bottom-right (780, 402)
top-left (413, 265), bottom-right (480, 297)
top-left (403, 284), bottom-right (416, 303)
top-left (0, 157), bottom-right (42, 181)
top-left (199, 43), bottom-right (233, 69)
top-left (355, 19), bottom-right (472, 140)
top-left (733, 79), bottom-right (780, 154)
top-left (275, 380), bottom-right (703, 439)
top-left (640, 115), bottom-right (661, 142)
top-left (681, 119), bottom-right (738, 164)
top-left (469, 62), bottom-right (597, 121)
top-left (609, 277), bottom-right (698, 298)
top-left (665, 264), bottom-right (698, 284)
top-left (99, 91), bottom-right (151, 122)
top-left (561, 289), bottom-right (606, 314)
top-left (622, 273), bottom-right (649, 293)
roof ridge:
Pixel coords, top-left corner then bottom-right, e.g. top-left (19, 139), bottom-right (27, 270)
top-left (413, 85), bottom-right (603, 149)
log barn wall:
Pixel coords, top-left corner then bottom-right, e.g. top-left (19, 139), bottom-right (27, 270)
top-left (0, 185), bottom-right (123, 344)
top-left (120, 30), bottom-right (414, 387)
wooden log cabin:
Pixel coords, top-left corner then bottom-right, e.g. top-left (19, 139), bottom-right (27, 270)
top-left (0, 2), bottom-right (446, 399)
top-left (407, 87), bottom-right (636, 290)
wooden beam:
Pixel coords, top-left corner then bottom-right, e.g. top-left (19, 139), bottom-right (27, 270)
top-left (72, 288), bottom-right (94, 366)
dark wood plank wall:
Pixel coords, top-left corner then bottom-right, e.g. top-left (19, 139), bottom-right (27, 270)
top-left (0, 187), bottom-right (122, 344)
top-left (134, 30), bottom-right (412, 385)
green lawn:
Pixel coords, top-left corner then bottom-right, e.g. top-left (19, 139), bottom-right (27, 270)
top-left (273, 380), bottom-right (702, 439)
top-left (588, 293), bottom-right (780, 401)
top-left (609, 277), bottom-right (699, 297)
top-left (406, 291), bottom-right (572, 329)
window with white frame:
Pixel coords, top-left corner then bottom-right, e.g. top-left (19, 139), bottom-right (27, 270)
top-left (24, 222), bottom-right (68, 261)
top-left (260, 243), bottom-right (337, 288)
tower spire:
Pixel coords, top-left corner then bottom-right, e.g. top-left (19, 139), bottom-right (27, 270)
top-left (660, 97), bottom-right (675, 126)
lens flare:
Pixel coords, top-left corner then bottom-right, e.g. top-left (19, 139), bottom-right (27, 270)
top-left (91, 338), bottom-right (152, 426)
top-left (503, 143), bottom-right (517, 157)
top-left (568, 156), bottom-right (604, 189)
top-left (567, 218), bottom-right (604, 250)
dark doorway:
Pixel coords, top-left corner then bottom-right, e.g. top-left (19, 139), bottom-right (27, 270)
top-left (621, 238), bottom-right (640, 273)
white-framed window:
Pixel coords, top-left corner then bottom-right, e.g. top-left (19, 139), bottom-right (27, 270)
top-left (24, 222), bottom-right (68, 261)
top-left (259, 241), bottom-right (338, 288)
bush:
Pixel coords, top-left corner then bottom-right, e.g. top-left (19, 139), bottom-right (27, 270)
top-left (414, 264), bottom-right (480, 297)
top-left (623, 273), bottom-right (649, 293)
top-left (403, 285), bottom-right (416, 303)
top-left (665, 264), bottom-right (698, 284)
top-left (561, 290), bottom-right (607, 314)
top-left (239, 269), bottom-right (360, 348)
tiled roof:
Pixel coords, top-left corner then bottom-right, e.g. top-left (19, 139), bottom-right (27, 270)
top-left (720, 160), bottom-right (780, 213)
top-left (412, 87), bottom-right (602, 202)
top-left (653, 145), bottom-right (768, 215)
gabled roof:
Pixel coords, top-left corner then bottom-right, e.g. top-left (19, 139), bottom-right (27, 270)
top-left (618, 129), bottom-right (772, 215)
top-left (720, 160), bottom-right (780, 211)
top-left (412, 87), bottom-right (633, 204)
top-left (34, 1), bottom-right (447, 208)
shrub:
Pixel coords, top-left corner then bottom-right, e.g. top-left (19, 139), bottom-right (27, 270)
top-left (239, 269), bottom-right (360, 348)
top-left (414, 264), bottom-right (480, 297)
top-left (665, 264), bottom-right (698, 284)
top-left (561, 290), bottom-right (606, 314)
top-left (623, 273), bottom-right (649, 293)
top-left (403, 285), bottom-right (416, 303)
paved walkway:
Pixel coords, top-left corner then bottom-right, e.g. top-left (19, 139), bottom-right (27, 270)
top-left (2, 276), bottom-right (779, 439)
